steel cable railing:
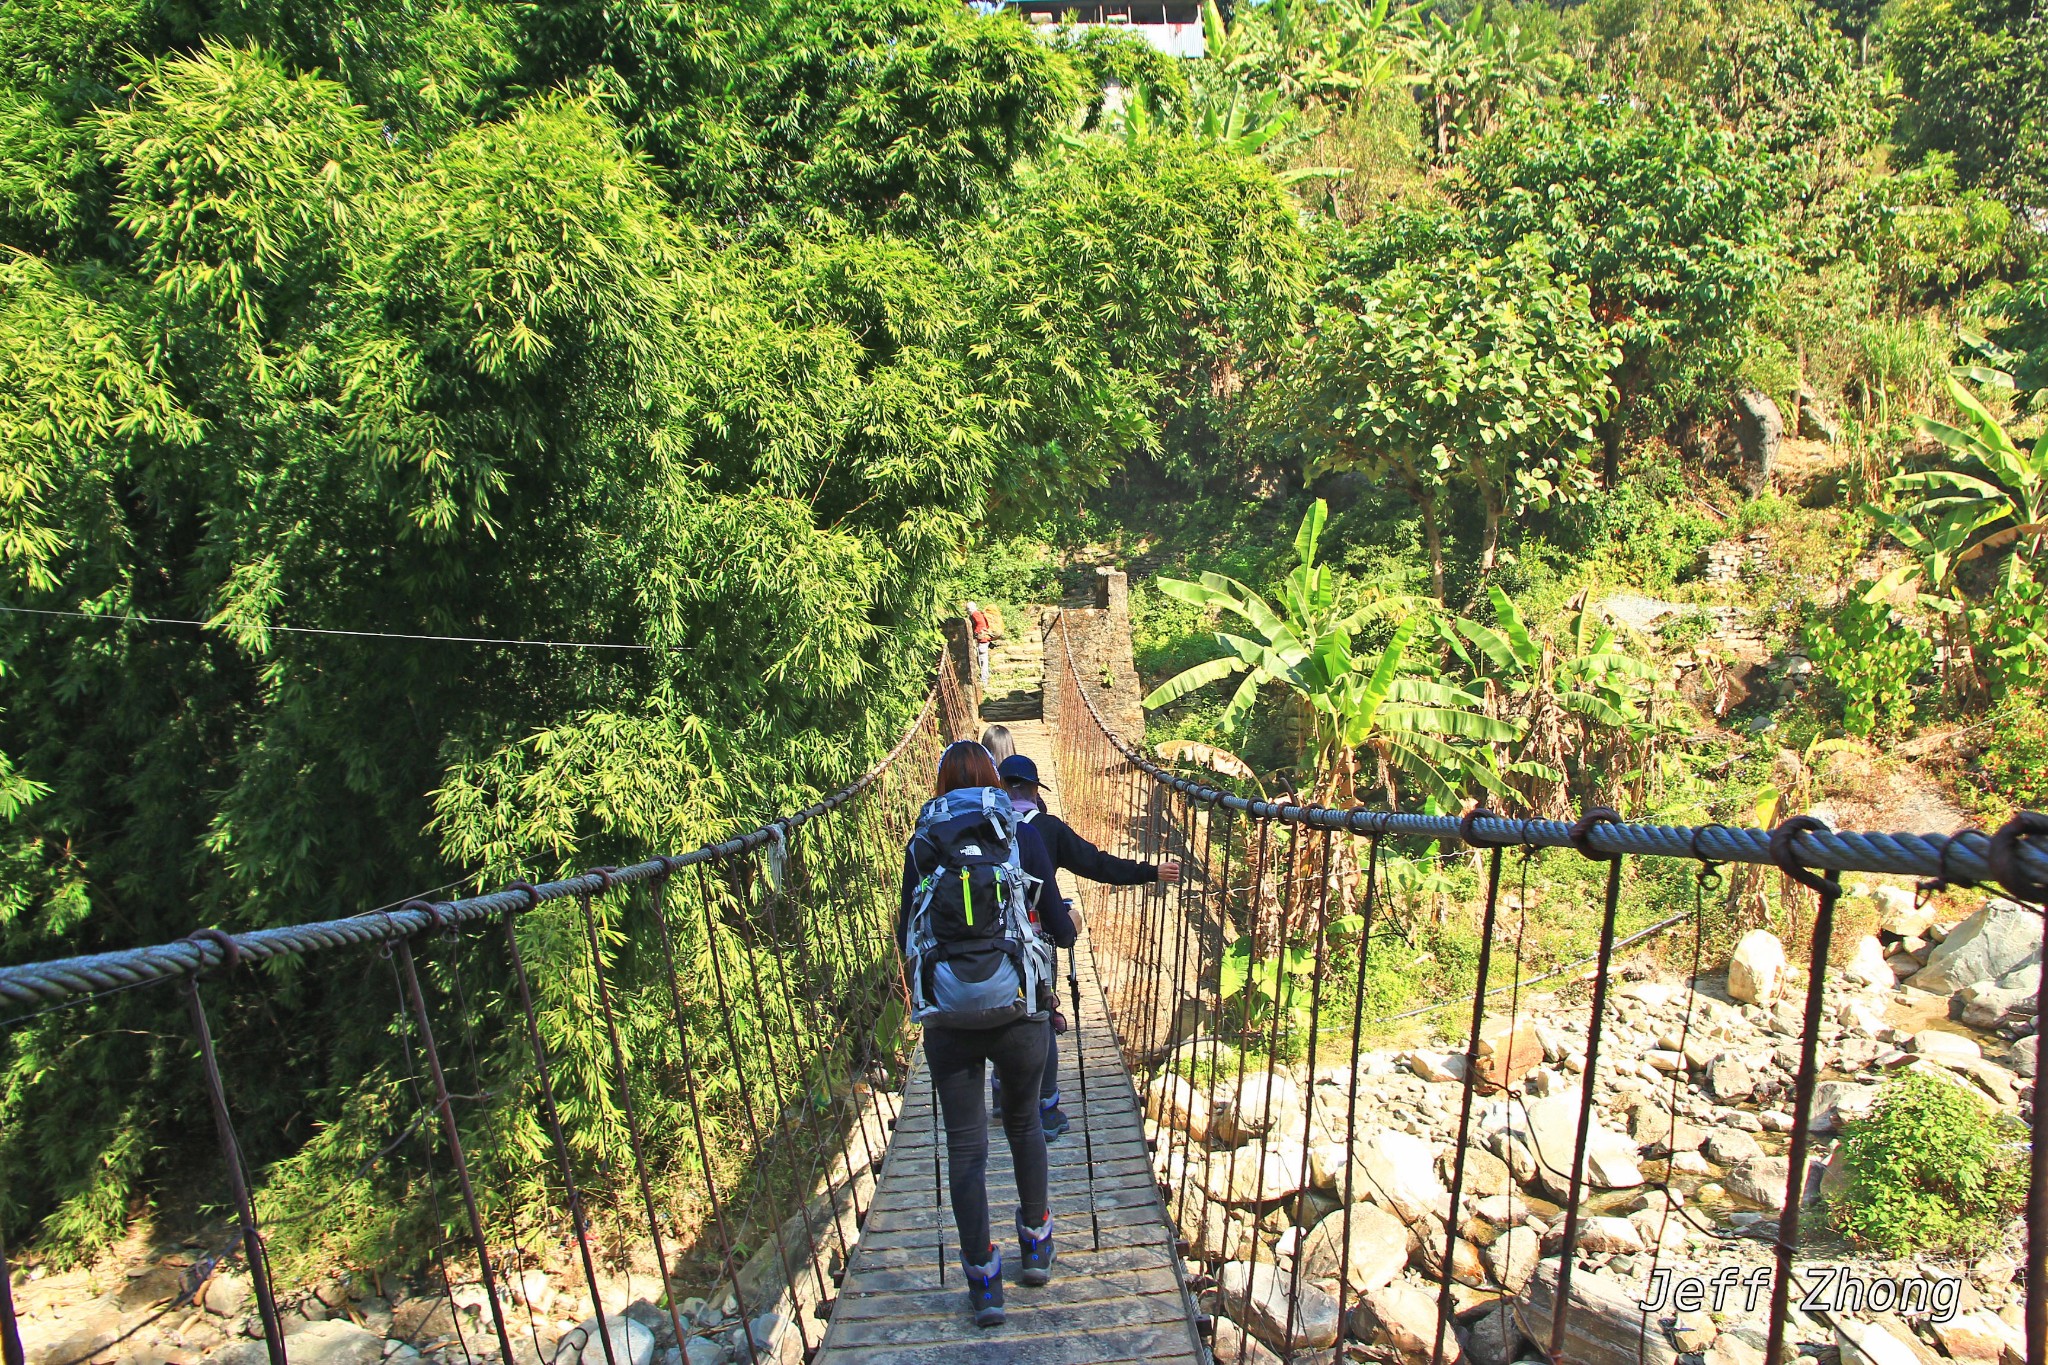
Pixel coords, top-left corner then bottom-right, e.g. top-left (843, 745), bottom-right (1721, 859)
top-left (1, 663), bottom-right (975, 1365)
top-left (1048, 610), bottom-right (2048, 1365)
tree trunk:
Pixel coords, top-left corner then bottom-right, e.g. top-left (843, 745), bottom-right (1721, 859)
top-left (1421, 494), bottom-right (1445, 601)
top-left (1479, 495), bottom-right (1501, 579)
top-left (1600, 413), bottom-right (1624, 489)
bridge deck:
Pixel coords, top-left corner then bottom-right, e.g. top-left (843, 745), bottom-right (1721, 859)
top-left (814, 927), bottom-right (1204, 1364)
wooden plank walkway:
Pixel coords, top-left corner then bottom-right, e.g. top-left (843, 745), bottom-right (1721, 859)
top-left (812, 927), bottom-right (1205, 1364)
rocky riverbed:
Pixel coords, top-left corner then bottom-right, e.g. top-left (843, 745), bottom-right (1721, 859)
top-left (1145, 885), bottom-right (2040, 1365)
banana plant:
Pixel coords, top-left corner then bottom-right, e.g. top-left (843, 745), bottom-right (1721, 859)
top-left (1900, 374), bottom-right (2047, 591)
top-left (1441, 585), bottom-right (1661, 816)
top-left (1142, 499), bottom-right (1515, 808)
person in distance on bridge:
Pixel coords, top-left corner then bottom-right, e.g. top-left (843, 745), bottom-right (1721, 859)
top-left (966, 601), bottom-right (992, 688)
top-left (900, 741), bottom-right (1077, 1325)
top-left (979, 722), bottom-right (1016, 763)
top-left (995, 752), bottom-right (1180, 1141)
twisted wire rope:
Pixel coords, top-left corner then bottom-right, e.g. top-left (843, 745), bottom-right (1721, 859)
top-left (1053, 615), bottom-right (2048, 884)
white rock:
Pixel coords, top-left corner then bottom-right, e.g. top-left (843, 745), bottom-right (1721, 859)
top-left (276, 1322), bottom-right (384, 1365)
top-left (580, 1316), bottom-right (654, 1365)
top-left (1206, 1141), bottom-right (1309, 1206)
top-left (1910, 1029), bottom-right (1983, 1062)
top-left (1344, 1129), bottom-right (1450, 1222)
top-left (1484, 1224), bottom-right (1541, 1294)
top-left (1845, 936), bottom-right (1895, 989)
top-left (1671, 1150), bottom-right (1712, 1175)
top-left (1409, 1050), bottom-right (1468, 1084)
top-left (1573, 1216), bottom-right (1646, 1254)
top-left (1353, 1281), bottom-right (1460, 1362)
top-left (1621, 982), bottom-right (1676, 1008)
top-left (1212, 1071), bottom-right (1305, 1144)
top-left (1145, 1073), bottom-right (1211, 1141)
top-left (1297, 1204), bottom-right (1408, 1294)
top-left (1874, 883), bottom-right (1933, 937)
top-left (1908, 900), bottom-right (2044, 994)
top-left (1218, 1260), bottom-right (1339, 1351)
top-left (1837, 1318), bottom-right (1923, 1365)
top-left (1728, 931), bottom-right (1788, 1004)
top-left (1516, 1092), bottom-right (1643, 1196)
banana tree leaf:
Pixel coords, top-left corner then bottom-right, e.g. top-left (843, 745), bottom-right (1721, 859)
top-left (1488, 583), bottom-right (1541, 669)
top-left (1454, 618), bottom-right (1521, 674)
top-left (1219, 670), bottom-right (1263, 735)
top-left (1142, 654), bottom-right (1246, 709)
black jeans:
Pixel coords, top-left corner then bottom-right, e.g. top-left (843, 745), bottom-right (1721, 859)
top-left (924, 1015), bottom-right (1050, 1262)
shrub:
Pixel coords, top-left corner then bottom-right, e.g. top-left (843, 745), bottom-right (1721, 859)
top-left (1970, 691), bottom-right (2048, 817)
top-left (1828, 1071), bottom-right (2027, 1256)
top-left (1804, 578), bottom-right (1931, 736)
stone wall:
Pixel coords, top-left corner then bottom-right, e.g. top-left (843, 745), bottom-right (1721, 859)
top-left (1044, 567), bottom-right (1144, 745)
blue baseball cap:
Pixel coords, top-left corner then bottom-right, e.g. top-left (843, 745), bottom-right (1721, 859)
top-left (998, 754), bottom-right (1050, 788)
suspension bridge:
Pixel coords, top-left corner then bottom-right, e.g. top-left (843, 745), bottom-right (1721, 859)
top-left (3, 595), bottom-right (2047, 1365)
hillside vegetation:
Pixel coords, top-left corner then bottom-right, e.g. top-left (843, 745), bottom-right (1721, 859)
top-left (0, 0), bottom-right (2042, 1279)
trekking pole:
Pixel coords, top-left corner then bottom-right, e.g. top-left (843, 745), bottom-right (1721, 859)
top-left (1067, 934), bottom-right (1102, 1252)
top-left (931, 1064), bottom-right (946, 1285)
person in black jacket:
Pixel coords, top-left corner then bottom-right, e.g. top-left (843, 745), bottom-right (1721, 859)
top-left (899, 742), bottom-right (1075, 1325)
top-left (994, 753), bottom-right (1179, 1139)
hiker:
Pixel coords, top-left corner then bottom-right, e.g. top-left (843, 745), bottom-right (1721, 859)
top-left (995, 752), bottom-right (1179, 1140)
top-left (979, 723), bottom-right (1016, 764)
top-left (966, 601), bottom-right (992, 687)
top-left (899, 741), bottom-right (1076, 1326)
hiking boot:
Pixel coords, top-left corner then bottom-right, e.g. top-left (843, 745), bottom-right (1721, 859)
top-left (964, 1247), bottom-right (1004, 1326)
top-left (1041, 1105), bottom-right (1071, 1141)
top-left (1017, 1210), bottom-right (1055, 1287)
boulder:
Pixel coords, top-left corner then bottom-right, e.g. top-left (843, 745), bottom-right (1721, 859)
top-left (1352, 1281), bottom-right (1460, 1362)
top-left (1145, 1073), bottom-right (1211, 1141)
top-left (1734, 391), bottom-right (1783, 494)
top-left (1959, 981), bottom-right (2036, 1029)
top-left (274, 1322), bottom-right (384, 1365)
top-left (1706, 1055), bottom-right (1756, 1102)
top-left (1728, 931), bottom-right (1787, 1004)
top-left (1846, 936), bottom-right (1895, 989)
top-left (1484, 1224), bottom-right (1541, 1294)
top-left (578, 1315), bottom-right (656, 1365)
top-left (1514, 1261), bottom-right (1677, 1365)
top-left (1218, 1260), bottom-right (1340, 1352)
top-left (1931, 1309), bottom-right (2026, 1361)
top-left (1409, 1050), bottom-right (1468, 1084)
top-left (680, 1339), bottom-right (727, 1365)
top-left (1809, 1079), bottom-right (1878, 1133)
top-left (2015, 1035), bottom-right (2037, 1078)
top-left (1210, 1317), bottom-right (1283, 1365)
top-left (1414, 1225), bottom-right (1486, 1287)
top-left (1475, 1015), bottom-right (1544, 1092)
top-left (1573, 1216), bottom-right (1646, 1255)
top-left (1346, 1129), bottom-right (1450, 1222)
top-left (1910, 1029), bottom-right (1983, 1062)
top-left (1797, 384), bottom-right (1841, 444)
top-left (1706, 1334), bottom-right (1765, 1365)
top-left (1297, 1204), bottom-right (1409, 1294)
top-left (1838, 1318), bottom-right (1924, 1365)
top-left (1628, 1102), bottom-right (1704, 1157)
top-left (1723, 1155), bottom-right (1791, 1211)
top-left (1517, 1092), bottom-right (1643, 1197)
top-left (1212, 1071), bottom-right (1305, 1144)
top-left (1908, 901), bottom-right (2044, 995)
top-left (203, 1273), bottom-right (254, 1319)
top-left (1467, 1301), bottom-right (1524, 1365)
top-left (1876, 884), bottom-right (1936, 938)
top-left (1443, 1146), bottom-right (1513, 1198)
top-left (1206, 1141), bottom-right (1309, 1206)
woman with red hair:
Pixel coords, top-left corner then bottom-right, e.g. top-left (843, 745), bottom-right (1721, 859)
top-left (899, 740), bottom-right (1075, 1325)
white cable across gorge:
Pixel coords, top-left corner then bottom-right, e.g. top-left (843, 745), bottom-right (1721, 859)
top-left (0, 604), bottom-right (655, 651)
